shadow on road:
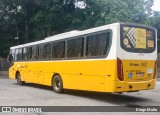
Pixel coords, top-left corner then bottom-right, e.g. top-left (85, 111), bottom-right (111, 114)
top-left (13, 82), bottom-right (150, 106)
top-left (13, 82), bottom-right (52, 91)
top-left (65, 90), bottom-right (149, 106)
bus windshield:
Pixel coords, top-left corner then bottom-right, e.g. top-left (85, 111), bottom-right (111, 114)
top-left (120, 25), bottom-right (156, 53)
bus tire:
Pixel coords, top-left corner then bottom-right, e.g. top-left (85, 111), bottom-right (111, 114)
top-left (52, 75), bottom-right (63, 93)
top-left (16, 73), bottom-right (25, 85)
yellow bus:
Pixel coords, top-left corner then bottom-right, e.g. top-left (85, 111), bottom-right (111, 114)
top-left (8, 22), bottom-right (157, 93)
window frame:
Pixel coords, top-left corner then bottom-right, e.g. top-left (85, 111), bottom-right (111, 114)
top-left (66, 37), bottom-right (84, 59)
top-left (84, 30), bottom-right (112, 59)
top-left (12, 29), bottom-right (112, 61)
top-left (51, 40), bottom-right (65, 60)
top-left (30, 45), bottom-right (37, 60)
top-left (43, 43), bottom-right (52, 60)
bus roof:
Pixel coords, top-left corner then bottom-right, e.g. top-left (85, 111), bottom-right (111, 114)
top-left (10, 23), bottom-right (116, 49)
top-left (10, 22), bottom-right (155, 49)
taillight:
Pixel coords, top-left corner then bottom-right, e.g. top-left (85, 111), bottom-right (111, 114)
top-left (117, 58), bottom-right (124, 81)
top-left (153, 60), bottom-right (157, 79)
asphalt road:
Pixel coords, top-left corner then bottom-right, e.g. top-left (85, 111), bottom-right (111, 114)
top-left (0, 76), bottom-right (160, 115)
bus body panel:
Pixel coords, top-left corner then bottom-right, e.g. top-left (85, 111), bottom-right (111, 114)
top-left (122, 60), bottom-right (155, 81)
top-left (9, 60), bottom-right (116, 92)
top-left (9, 59), bottom-right (156, 92)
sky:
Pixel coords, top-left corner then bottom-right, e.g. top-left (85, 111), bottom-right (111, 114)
top-left (74, 0), bottom-right (160, 11)
top-left (152, 0), bottom-right (160, 11)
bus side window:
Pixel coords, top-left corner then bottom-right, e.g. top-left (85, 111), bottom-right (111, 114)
top-left (52, 41), bottom-right (65, 59)
top-left (43, 44), bottom-right (47, 59)
top-left (26, 47), bottom-right (32, 60)
top-left (86, 32), bottom-right (110, 57)
top-left (100, 32), bottom-right (110, 55)
top-left (86, 34), bottom-right (101, 56)
top-left (52, 43), bottom-right (58, 59)
top-left (14, 49), bottom-right (22, 61)
top-left (36, 46), bottom-right (39, 59)
top-left (23, 47), bottom-right (31, 61)
top-left (58, 41), bottom-right (65, 58)
top-left (39, 45), bottom-right (42, 59)
top-left (31, 46), bottom-right (37, 60)
top-left (26, 47), bottom-right (31, 60)
top-left (39, 44), bottom-right (45, 59)
top-left (67, 39), bottom-right (75, 57)
top-left (29, 47), bottom-right (32, 60)
top-left (19, 49), bottom-right (22, 60)
top-left (46, 44), bottom-right (51, 59)
top-left (23, 47), bottom-right (26, 60)
top-left (67, 37), bottom-right (84, 58)
top-left (76, 38), bottom-right (84, 57)
top-left (15, 49), bottom-right (19, 61)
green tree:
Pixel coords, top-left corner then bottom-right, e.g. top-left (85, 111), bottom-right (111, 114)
top-left (0, 0), bottom-right (159, 57)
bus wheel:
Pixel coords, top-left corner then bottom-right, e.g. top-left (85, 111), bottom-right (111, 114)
top-left (16, 73), bottom-right (25, 85)
top-left (52, 75), bottom-right (63, 93)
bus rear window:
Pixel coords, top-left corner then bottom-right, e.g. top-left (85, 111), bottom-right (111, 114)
top-left (121, 26), bottom-right (156, 53)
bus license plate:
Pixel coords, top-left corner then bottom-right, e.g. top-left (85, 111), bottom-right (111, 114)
top-left (136, 72), bottom-right (144, 77)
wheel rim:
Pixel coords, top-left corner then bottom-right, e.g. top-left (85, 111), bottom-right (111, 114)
top-left (55, 79), bottom-right (60, 89)
top-left (17, 74), bottom-right (21, 84)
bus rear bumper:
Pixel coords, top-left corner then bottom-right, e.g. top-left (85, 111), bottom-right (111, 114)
top-left (113, 79), bottom-right (156, 92)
